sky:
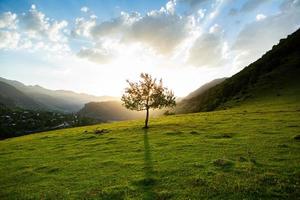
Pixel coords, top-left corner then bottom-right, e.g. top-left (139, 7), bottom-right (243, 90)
top-left (0, 0), bottom-right (299, 97)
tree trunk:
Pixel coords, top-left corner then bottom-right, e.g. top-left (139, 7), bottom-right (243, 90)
top-left (144, 108), bottom-right (149, 128)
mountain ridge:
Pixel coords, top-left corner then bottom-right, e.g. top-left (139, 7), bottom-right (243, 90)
top-left (0, 81), bottom-right (43, 110)
top-left (0, 77), bottom-right (118, 112)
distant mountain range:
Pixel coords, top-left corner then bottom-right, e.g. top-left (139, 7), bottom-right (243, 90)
top-left (0, 77), bottom-right (118, 112)
top-left (176, 28), bottom-right (300, 113)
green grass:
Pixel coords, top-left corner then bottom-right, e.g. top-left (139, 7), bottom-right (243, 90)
top-left (0, 103), bottom-right (300, 199)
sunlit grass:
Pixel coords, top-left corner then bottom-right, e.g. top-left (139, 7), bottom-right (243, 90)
top-left (0, 103), bottom-right (300, 199)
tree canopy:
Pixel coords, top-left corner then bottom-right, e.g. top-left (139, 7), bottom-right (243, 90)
top-left (121, 73), bottom-right (176, 128)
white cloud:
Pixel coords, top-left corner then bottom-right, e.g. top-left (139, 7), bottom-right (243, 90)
top-left (188, 31), bottom-right (226, 67)
top-left (125, 10), bottom-right (193, 55)
top-left (0, 12), bottom-right (17, 29)
top-left (73, 0), bottom-right (229, 65)
top-left (20, 5), bottom-right (49, 38)
top-left (80, 6), bottom-right (89, 13)
top-left (73, 17), bottom-right (96, 37)
top-left (77, 47), bottom-right (113, 64)
top-left (0, 31), bottom-right (20, 49)
top-left (209, 23), bottom-right (221, 34)
top-left (48, 20), bottom-right (68, 42)
top-left (256, 14), bottom-right (266, 21)
top-left (19, 4), bottom-right (68, 43)
top-left (207, 0), bottom-right (225, 20)
top-left (197, 9), bottom-right (206, 19)
top-left (84, 1), bottom-right (195, 56)
top-left (0, 5), bottom-right (70, 54)
top-left (90, 11), bottom-right (140, 39)
top-left (166, 0), bottom-right (176, 15)
top-left (90, 15), bottom-right (97, 19)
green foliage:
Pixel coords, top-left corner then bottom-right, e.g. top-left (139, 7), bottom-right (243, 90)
top-left (122, 73), bottom-right (176, 127)
top-left (122, 73), bottom-right (176, 111)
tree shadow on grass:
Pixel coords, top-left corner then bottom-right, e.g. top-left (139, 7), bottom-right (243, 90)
top-left (139, 129), bottom-right (156, 200)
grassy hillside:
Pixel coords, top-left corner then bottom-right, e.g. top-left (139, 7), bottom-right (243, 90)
top-left (0, 101), bottom-right (299, 199)
top-left (177, 28), bottom-right (300, 113)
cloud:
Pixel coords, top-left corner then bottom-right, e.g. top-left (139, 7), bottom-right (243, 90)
top-left (19, 4), bottom-right (68, 42)
top-left (209, 23), bottom-right (221, 34)
top-left (240, 0), bottom-right (270, 12)
top-left (0, 30), bottom-right (20, 49)
top-left (197, 8), bottom-right (206, 19)
top-left (72, 16), bottom-right (96, 37)
top-left (228, 0), bottom-right (270, 16)
top-left (20, 4), bottom-right (50, 38)
top-left (233, 4), bottom-right (300, 67)
top-left (188, 25), bottom-right (226, 67)
top-left (125, 9), bottom-right (193, 54)
top-left (77, 1), bottom-right (195, 56)
top-left (74, 0), bottom-right (228, 64)
top-left (76, 38), bottom-right (125, 64)
top-left (74, 0), bottom-right (196, 64)
top-left (0, 12), bottom-right (17, 29)
top-left (90, 11), bottom-right (138, 39)
top-left (256, 14), bottom-right (266, 21)
top-left (166, 0), bottom-right (176, 15)
top-left (90, 15), bottom-right (97, 19)
top-left (80, 6), bottom-right (89, 13)
top-left (0, 5), bottom-right (69, 53)
top-left (180, 0), bottom-right (209, 7)
top-left (48, 20), bottom-right (68, 42)
top-left (77, 47), bottom-right (113, 64)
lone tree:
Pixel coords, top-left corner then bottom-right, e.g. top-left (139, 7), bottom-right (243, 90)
top-left (121, 73), bottom-right (176, 128)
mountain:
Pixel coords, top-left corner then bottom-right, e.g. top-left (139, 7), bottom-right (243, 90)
top-left (0, 81), bottom-right (43, 110)
top-left (78, 101), bottom-right (145, 121)
top-left (177, 28), bottom-right (300, 113)
top-left (0, 77), bottom-right (118, 112)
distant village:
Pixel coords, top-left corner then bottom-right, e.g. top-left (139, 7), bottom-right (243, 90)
top-left (0, 106), bottom-right (99, 139)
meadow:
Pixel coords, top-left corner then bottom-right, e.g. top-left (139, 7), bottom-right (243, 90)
top-left (0, 99), bottom-right (300, 199)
